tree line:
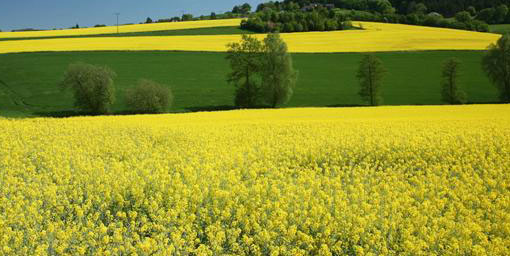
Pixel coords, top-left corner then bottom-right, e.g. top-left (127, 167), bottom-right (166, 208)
top-left (144, 1), bottom-right (509, 33)
top-left (349, 34), bottom-right (510, 106)
top-left (241, 7), bottom-right (353, 33)
top-left (278, 0), bottom-right (510, 18)
top-left (389, 0), bottom-right (510, 17)
top-left (59, 34), bottom-right (510, 115)
top-left (240, 0), bottom-right (491, 33)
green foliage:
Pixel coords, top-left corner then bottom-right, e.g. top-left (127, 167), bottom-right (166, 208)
top-left (60, 62), bottom-right (116, 114)
top-left (391, 0), bottom-right (510, 17)
top-left (125, 79), bottom-right (172, 113)
top-left (467, 6), bottom-right (477, 17)
top-left (261, 33), bottom-right (298, 108)
top-left (368, 0), bottom-right (395, 14)
top-left (241, 7), bottom-right (352, 33)
top-left (245, 1), bottom-right (488, 32)
top-left (145, 17), bottom-right (153, 24)
top-left (482, 34), bottom-right (510, 103)
top-left (226, 35), bottom-right (264, 108)
top-left (226, 34), bottom-right (297, 108)
top-left (455, 11), bottom-right (472, 23)
top-left (357, 55), bottom-right (387, 106)
top-left (233, 3), bottom-right (252, 15)
top-left (477, 5), bottom-right (509, 24)
top-left (441, 58), bottom-right (467, 104)
top-left (181, 14), bottom-right (193, 21)
top-left (408, 2), bottom-right (427, 15)
top-left (477, 8), bottom-right (496, 23)
top-left (495, 4), bottom-right (509, 23)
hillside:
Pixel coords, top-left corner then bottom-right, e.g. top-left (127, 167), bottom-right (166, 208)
top-left (0, 19), bottom-right (244, 39)
top-left (0, 21), bottom-right (500, 54)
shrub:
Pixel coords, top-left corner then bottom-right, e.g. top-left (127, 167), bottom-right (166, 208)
top-left (60, 62), bottom-right (116, 115)
top-left (125, 79), bottom-right (173, 114)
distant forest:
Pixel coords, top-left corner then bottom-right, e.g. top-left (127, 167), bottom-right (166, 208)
top-left (285, 0), bottom-right (510, 17)
top-left (242, 0), bottom-right (506, 33)
top-left (390, 0), bottom-right (510, 16)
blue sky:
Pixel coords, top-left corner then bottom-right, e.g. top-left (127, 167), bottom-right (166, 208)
top-left (0, 0), bottom-right (265, 31)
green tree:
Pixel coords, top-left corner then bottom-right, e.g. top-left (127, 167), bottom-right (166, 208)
top-left (233, 3), bottom-right (252, 15)
top-left (60, 63), bottom-right (116, 114)
top-left (477, 8), bottom-right (495, 24)
top-left (210, 12), bottom-right (217, 19)
top-left (356, 55), bottom-right (386, 106)
top-left (241, 3), bottom-right (252, 14)
top-left (467, 6), bottom-right (477, 17)
top-left (408, 2), bottom-right (427, 15)
top-left (495, 4), bottom-right (509, 23)
top-left (261, 33), bottom-right (298, 108)
top-left (226, 34), bottom-right (264, 108)
top-left (368, 0), bottom-right (395, 15)
top-left (181, 14), bottom-right (193, 21)
top-left (125, 79), bottom-right (173, 114)
top-left (455, 11), bottom-right (472, 23)
top-left (482, 34), bottom-right (510, 103)
top-left (441, 58), bottom-right (466, 104)
top-left (146, 17), bottom-right (153, 23)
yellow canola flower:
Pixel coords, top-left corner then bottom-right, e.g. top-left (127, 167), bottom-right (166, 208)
top-left (0, 21), bottom-right (500, 53)
top-left (0, 19), bottom-right (244, 39)
top-left (0, 104), bottom-right (509, 255)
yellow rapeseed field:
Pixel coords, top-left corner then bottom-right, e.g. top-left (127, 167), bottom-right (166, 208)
top-left (0, 19), bottom-right (244, 39)
top-left (1, 105), bottom-right (509, 255)
top-left (0, 21), bottom-right (500, 53)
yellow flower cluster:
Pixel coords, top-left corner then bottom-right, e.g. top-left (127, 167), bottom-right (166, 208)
top-left (0, 19), bottom-right (244, 39)
top-left (0, 105), bottom-right (509, 255)
top-left (0, 21), bottom-right (500, 54)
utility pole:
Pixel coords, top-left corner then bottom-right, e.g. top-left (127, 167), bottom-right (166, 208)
top-left (115, 13), bottom-right (120, 33)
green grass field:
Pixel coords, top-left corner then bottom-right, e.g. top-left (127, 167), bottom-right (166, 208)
top-left (0, 51), bottom-right (498, 117)
top-left (490, 24), bottom-right (510, 35)
top-left (0, 26), bottom-right (251, 41)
